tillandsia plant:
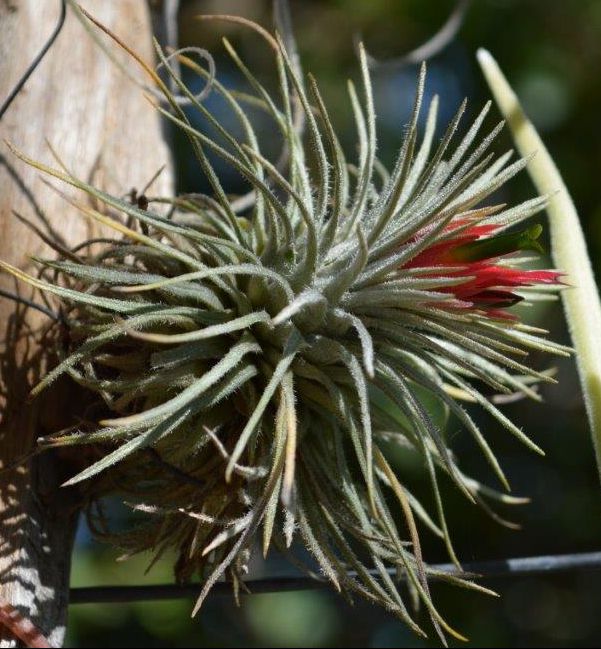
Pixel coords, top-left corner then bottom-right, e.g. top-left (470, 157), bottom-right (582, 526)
top-left (0, 6), bottom-right (572, 645)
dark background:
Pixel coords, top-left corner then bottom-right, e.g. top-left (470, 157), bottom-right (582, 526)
top-left (66, 1), bottom-right (601, 646)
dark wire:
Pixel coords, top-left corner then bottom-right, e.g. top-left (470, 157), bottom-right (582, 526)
top-left (0, 1), bottom-right (67, 120)
top-left (0, 288), bottom-right (61, 322)
top-left (70, 550), bottom-right (601, 604)
top-left (359, 0), bottom-right (472, 70)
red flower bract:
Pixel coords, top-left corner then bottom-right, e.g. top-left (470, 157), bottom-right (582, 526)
top-left (406, 220), bottom-right (562, 316)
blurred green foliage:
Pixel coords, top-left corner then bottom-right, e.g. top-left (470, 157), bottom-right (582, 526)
top-left (66, 1), bottom-right (601, 646)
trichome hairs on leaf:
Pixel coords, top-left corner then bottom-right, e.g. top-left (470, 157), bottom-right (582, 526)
top-left (1, 6), bottom-right (568, 644)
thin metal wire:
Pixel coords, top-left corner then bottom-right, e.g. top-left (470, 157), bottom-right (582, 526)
top-left (0, 288), bottom-right (61, 322)
top-left (69, 550), bottom-right (601, 604)
top-left (359, 0), bottom-right (472, 70)
top-left (0, 0), bottom-right (67, 120)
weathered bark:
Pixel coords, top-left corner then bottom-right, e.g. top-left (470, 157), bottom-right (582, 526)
top-left (0, 1), bottom-right (173, 646)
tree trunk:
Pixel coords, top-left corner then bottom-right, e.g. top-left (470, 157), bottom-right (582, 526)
top-left (0, 1), bottom-right (173, 646)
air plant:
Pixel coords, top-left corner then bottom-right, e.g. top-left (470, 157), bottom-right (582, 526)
top-left (0, 8), bottom-right (570, 644)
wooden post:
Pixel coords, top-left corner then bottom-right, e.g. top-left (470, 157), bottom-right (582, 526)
top-left (0, 1), bottom-right (173, 645)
